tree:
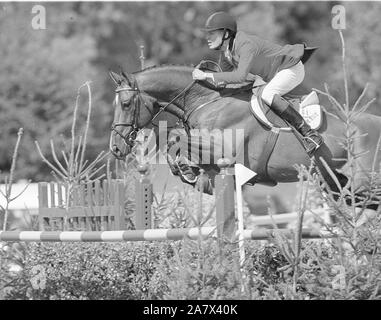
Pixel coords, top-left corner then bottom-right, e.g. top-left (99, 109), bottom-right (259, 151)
top-left (337, 2), bottom-right (381, 115)
top-left (0, 3), bottom-right (101, 179)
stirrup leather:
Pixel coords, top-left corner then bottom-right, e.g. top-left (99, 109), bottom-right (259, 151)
top-left (303, 136), bottom-right (322, 149)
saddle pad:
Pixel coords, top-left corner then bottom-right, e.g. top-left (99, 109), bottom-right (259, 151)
top-left (299, 104), bottom-right (322, 130)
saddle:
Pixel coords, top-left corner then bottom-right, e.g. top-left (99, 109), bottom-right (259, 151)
top-left (198, 60), bottom-right (323, 130)
top-left (219, 77), bottom-right (323, 131)
top-left (250, 88), bottom-right (323, 131)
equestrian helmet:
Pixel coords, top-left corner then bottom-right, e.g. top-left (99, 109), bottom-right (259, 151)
top-left (203, 12), bottom-right (237, 33)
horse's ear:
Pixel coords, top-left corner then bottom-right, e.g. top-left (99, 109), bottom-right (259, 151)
top-left (109, 70), bottom-right (122, 84)
top-left (121, 70), bottom-right (133, 85)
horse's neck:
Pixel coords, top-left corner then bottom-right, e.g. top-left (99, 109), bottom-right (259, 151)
top-left (137, 68), bottom-right (218, 114)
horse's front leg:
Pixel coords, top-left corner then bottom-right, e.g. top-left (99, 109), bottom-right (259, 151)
top-left (165, 140), bottom-right (212, 193)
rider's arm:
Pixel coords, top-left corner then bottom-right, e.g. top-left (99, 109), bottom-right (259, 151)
top-left (195, 52), bottom-right (234, 82)
top-left (218, 52), bottom-right (235, 72)
top-left (213, 40), bottom-right (259, 85)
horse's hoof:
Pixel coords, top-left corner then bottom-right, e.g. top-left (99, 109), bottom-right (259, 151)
top-left (178, 164), bottom-right (199, 184)
top-left (181, 173), bottom-right (198, 184)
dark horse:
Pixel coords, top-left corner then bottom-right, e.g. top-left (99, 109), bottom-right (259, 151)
top-left (109, 64), bottom-right (381, 211)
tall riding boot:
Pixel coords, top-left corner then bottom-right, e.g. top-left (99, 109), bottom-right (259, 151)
top-left (270, 94), bottom-right (323, 156)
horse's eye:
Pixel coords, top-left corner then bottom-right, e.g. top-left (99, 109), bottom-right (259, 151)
top-left (121, 101), bottom-right (129, 110)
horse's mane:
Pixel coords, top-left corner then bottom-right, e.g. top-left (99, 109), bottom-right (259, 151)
top-left (132, 64), bottom-right (194, 74)
top-left (132, 64), bottom-right (218, 95)
top-left (131, 63), bottom-right (252, 98)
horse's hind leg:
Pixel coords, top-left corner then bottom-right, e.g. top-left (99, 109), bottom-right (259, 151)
top-left (320, 174), bottom-right (380, 224)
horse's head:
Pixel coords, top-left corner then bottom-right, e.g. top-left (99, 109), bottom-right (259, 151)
top-left (109, 70), bottom-right (158, 159)
top-left (109, 63), bottom-right (220, 160)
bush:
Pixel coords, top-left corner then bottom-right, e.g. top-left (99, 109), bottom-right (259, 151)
top-left (1, 241), bottom-right (174, 300)
top-left (1, 235), bottom-right (380, 300)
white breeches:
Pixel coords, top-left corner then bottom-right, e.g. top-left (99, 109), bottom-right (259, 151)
top-left (261, 61), bottom-right (305, 105)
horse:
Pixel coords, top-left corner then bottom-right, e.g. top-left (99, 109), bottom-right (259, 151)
top-left (108, 64), bottom-right (381, 213)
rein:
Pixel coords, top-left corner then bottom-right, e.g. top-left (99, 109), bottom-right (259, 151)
top-left (151, 81), bottom-right (196, 124)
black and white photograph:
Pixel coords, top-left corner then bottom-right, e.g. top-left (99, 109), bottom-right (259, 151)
top-left (0, 0), bottom-right (380, 307)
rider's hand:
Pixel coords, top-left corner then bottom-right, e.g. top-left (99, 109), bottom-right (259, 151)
top-left (192, 69), bottom-right (207, 80)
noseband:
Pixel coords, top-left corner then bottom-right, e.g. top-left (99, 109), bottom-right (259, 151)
top-left (110, 75), bottom-right (195, 159)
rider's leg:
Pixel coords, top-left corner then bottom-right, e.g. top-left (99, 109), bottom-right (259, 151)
top-left (261, 62), bottom-right (323, 155)
top-left (271, 95), bottom-right (323, 155)
top-left (261, 61), bottom-right (305, 106)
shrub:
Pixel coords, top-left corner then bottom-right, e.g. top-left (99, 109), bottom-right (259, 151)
top-left (1, 241), bottom-right (174, 300)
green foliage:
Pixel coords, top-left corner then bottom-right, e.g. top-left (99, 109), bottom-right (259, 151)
top-left (0, 3), bottom-right (103, 180)
top-left (1, 241), bottom-right (174, 300)
top-left (7, 239), bottom-right (259, 300)
top-left (1, 235), bottom-right (380, 300)
top-left (335, 2), bottom-right (381, 114)
top-left (160, 240), bottom-right (245, 299)
top-left (0, 240), bottom-right (289, 300)
top-left (153, 185), bottom-right (216, 229)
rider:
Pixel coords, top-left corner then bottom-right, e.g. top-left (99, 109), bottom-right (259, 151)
top-left (192, 11), bottom-right (323, 155)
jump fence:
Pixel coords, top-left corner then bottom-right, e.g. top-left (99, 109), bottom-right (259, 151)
top-left (0, 228), bottom-right (325, 242)
top-left (38, 180), bottom-right (125, 231)
top-left (1, 159), bottom-right (329, 242)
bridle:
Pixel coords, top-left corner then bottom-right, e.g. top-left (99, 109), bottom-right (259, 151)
top-left (110, 75), bottom-right (195, 159)
top-left (111, 82), bottom-right (153, 145)
top-left (110, 61), bottom-right (221, 160)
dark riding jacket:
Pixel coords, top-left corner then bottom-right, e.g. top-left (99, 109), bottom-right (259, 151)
top-left (214, 31), bottom-right (317, 85)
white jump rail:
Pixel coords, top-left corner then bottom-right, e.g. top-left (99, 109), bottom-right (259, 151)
top-left (0, 227), bottom-right (331, 242)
